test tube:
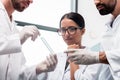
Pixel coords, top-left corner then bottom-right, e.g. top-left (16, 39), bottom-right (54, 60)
top-left (40, 37), bottom-right (54, 53)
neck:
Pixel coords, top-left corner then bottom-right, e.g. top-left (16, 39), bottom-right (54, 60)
top-left (112, 0), bottom-right (120, 18)
top-left (2, 0), bottom-right (14, 20)
top-left (77, 43), bottom-right (85, 49)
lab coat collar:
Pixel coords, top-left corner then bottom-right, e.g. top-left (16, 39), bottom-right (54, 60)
top-left (0, 0), bottom-right (5, 10)
top-left (105, 14), bottom-right (120, 33)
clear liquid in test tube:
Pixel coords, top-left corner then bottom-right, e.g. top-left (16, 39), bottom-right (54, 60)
top-left (40, 37), bottom-right (54, 54)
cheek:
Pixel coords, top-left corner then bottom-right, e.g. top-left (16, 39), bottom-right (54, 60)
top-left (62, 36), bottom-right (66, 42)
top-left (62, 36), bottom-right (65, 39)
top-left (75, 34), bottom-right (82, 42)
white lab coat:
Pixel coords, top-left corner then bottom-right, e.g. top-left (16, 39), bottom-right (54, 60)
top-left (41, 52), bottom-right (113, 80)
top-left (101, 14), bottom-right (120, 80)
top-left (0, 1), bottom-right (39, 80)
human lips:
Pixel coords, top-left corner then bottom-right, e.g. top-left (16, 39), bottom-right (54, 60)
top-left (96, 4), bottom-right (104, 10)
top-left (64, 38), bottom-right (73, 42)
top-left (65, 38), bottom-right (71, 41)
top-left (22, 1), bottom-right (30, 8)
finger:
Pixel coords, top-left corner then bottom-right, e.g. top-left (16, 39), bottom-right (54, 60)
top-left (45, 56), bottom-right (51, 67)
top-left (49, 54), bottom-right (55, 65)
top-left (64, 49), bottom-right (76, 54)
top-left (33, 28), bottom-right (40, 36)
top-left (54, 54), bottom-right (58, 63)
top-left (67, 44), bottom-right (79, 49)
top-left (67, 54), bottom-right (76, 62)
top-left (50, 54), bottom-right (58, 65)
top-left (31, 33), bottom-right (37, 41)
top-left (31, 29), bottom-right (40, 41)
top-left (49, 54), bottom-right (58, 65)
top-left (46, 55), bottom-right (54, 66)
top-left (32, 26), bottom-right (40, 36)
top-left (74, 61), bottom-right (80, 65)
top-left (71, 56), bottom-right (79, 62)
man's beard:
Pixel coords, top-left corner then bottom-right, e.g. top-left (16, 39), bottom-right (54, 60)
top-left (97, 0), bottom-right (116, 15)
top-left (11, 0), bottom-right (25, 12)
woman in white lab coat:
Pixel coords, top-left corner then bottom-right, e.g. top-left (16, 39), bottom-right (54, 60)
top-left (65, 0), bottom-right (120, 79)
top-left (0, 0), bottom-right (58, 80)
top-left (43, 12), bottom-right (113, 80)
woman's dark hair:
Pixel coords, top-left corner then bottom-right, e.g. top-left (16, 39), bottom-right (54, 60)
top-left (59, 12), bottom-right (85, 29)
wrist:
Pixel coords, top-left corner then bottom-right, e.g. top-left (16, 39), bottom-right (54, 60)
top-left (36, 65), bottom-right (43, 75)
top-left (94, 52), bottom-right (100, 63)
top-left (88, 50), bottom-right (100, 64)
top-left (99, 52), bottom-right (109, 64)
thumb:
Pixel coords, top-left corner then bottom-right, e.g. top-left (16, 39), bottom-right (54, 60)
top-left (64, 49), bottom-right (78, 53)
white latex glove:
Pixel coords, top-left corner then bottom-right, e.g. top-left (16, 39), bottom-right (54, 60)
top-left (20, 25), bottom-right (40, 44)
top-left (36, 54), bottom-right (58, 74)
top-left (64, 49), bottom-right (99, 65)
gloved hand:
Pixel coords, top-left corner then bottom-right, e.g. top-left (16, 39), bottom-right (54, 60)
top-left (20, 25), bottom-right (40, 44)
top-left (36, 54), bottom-right (58, 74)
top-left (64, 49), bottom-right (99, 65)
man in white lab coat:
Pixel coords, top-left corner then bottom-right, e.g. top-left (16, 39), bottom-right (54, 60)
top-left (65, 0), bottom-right (120, 80)
top-left (0, 0), bottom-right (58, 80)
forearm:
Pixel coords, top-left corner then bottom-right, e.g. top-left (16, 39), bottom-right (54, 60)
top-left (99, 51), bottom-right (109, 64)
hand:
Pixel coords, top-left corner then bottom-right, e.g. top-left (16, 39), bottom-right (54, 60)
top-left (64, 49), bottom-right (99, 65)
top-left (36, 54), bottom-right (58, 74)
top-left (67, 44), bottom-right (79, 49)
top-left (20, 25), bottom-right (40, 44)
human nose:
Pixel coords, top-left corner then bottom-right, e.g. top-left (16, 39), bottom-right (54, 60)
top-left (29, 0), bottom-right (33, 3)
top-left (64, 30), bottom-right (70, 36)
top-left (94, 0), bottom-right (100, 5)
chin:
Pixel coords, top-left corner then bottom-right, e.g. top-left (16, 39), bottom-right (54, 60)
top-left (67, 43), bottom-right (74, 46)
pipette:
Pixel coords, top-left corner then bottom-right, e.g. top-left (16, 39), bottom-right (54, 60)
top-left (40, 37), bottom-right (54, 53)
